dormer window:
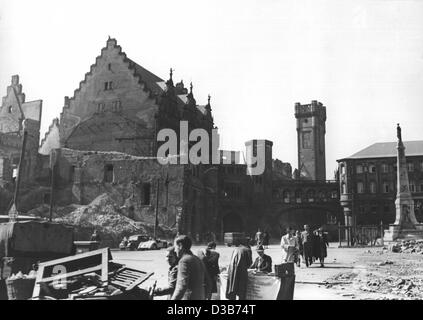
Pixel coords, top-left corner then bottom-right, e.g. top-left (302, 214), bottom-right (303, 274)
top-left (104, 81), bottom-right (113, 91)
top-left (8, 106), bottom-right (12, 113)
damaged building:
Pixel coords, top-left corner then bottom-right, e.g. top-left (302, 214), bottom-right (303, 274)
top-left (0, 38), bottom-right (341, 242)
top-left (0, 75), bottom-right (42, 213)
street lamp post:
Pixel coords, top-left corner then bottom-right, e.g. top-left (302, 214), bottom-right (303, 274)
top-left (154, 179), bottom-right (160, 239)
top-left (176, 206), bottom-right (183, 236)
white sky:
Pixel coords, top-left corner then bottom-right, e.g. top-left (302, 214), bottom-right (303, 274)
top-left (1, 0), bottom-right (423, 178)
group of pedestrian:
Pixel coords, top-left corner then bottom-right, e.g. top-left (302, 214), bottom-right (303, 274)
top-left (153, 235), bottom-right (221, 300)
top-left (280, 224), bottom-right (329, 268)
top-left (151, 226), bottom-right (328, 300)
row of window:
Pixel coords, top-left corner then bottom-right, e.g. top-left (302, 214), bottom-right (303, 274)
top-left (358, 205), bottom-right (391, 215)
top-left (97, 100), bottom-right (122, 113)
top-left (276, 189), bottom-right (338, 203)
top-left (342, 181), bottom-right (423, 194)
top-left (341, 161), bottom-right (423, 175)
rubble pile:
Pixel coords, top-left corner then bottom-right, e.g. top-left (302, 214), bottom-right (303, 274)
top-left (359, 275), bottom-right (423, 299)
top-left (324, 272), bottom-right (357, 288)
top-left (52, 194), bottom-right (174, 246)
top-left (388, 239), bottom-right (423, 254)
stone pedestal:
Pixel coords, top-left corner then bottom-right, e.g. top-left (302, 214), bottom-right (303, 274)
top-left (383, 224), bottom-right (423, 241)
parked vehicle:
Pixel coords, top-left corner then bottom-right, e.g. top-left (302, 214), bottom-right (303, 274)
top-left (224, 232), bottom-right (248, 247)
top-left (126, 234), bottom-right (150, 251)
top-left (137, 238), bottom-right (168, 251)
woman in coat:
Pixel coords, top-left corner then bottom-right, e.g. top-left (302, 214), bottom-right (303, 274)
top-left (316, 228), bottom-right (329, 267)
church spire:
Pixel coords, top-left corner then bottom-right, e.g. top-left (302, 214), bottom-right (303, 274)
top-left (205, 94), bottom-right (212, 113)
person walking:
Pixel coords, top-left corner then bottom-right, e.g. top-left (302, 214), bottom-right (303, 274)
top-left (196, 242), bottom-right (220, 299)
top-left (312, 229), bottom-right (321, 263)
top-left (171, 235), bottom-right (206, 300)
top-left (250, 245), bottom-right (272, 273)
top-left (226, 241), bottom-right (253, 300)
top-left (295, 230), bottom-right (303, 267)
top-left (316, 228), bottom-right (329, 267)
top-left (255, 229), bottom-right (263, 246)
top-left (281, 227), bottom-right (299, 263)
top-left (153, 246), bottom-right (179, 299)
top-left (301, 225), bottom-right (313, 267)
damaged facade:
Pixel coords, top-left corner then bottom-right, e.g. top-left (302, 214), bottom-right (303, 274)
top-left (1, 38), bottom-right (341, 241)
top-left (0, 75), bottom-right (42, 213)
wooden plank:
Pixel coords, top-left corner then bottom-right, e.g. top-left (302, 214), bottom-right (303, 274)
top-left (37, 265), bottom-right (102, 283)
top-left (126, 272), bottom-right (154, 291)
top-left (33, 248), bottom-right (111, 298)
top-left (36, 248), bottom-right (111, 268)
top-left (101, 249), bottom-right (108, 283)
top-left (113, 278), bottom-right (133, 284)
top-left (118, 273), bottom-right (140, 280)
top-left (32, 264), bottom-right (45, 298)
top-left (112, 274), bottom-right (134, 281)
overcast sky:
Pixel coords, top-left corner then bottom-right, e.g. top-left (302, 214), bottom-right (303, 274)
top-left (1, 0), bottom-right (423, 178)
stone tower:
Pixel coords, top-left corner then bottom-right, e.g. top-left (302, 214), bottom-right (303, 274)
top-left (295, 100), bottom-right (326, 181)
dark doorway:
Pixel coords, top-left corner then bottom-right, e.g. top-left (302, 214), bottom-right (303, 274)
top-left (223, 213), bottom-right (243, 233)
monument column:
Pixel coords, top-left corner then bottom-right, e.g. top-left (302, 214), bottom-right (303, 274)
top-left (384, 124), bottom-right (423, 241)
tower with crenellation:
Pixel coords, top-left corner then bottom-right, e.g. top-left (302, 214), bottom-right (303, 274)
top-left (295, 100), bottom-right (326, 181)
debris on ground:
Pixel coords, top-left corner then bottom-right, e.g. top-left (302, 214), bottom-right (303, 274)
top-left (377, 260), bottom-right (394, 266)
top-left (38, 193), bottom-right (176, 247)
top-left (387, 240), bottom-right (423, 254)
top-left (32, 248), bottom-right (154, 300)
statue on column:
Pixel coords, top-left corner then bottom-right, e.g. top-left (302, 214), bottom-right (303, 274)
top-left (397, 123), bottom-right (402, 141)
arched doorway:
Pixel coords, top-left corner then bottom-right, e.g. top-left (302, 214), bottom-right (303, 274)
top-left (223, 213), bottom-right (243, 233)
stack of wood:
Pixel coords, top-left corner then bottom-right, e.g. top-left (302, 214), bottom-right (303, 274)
top-left (32, 248), bottom-right (153, 300)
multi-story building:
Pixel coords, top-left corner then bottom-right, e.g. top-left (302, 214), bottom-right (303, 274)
top-left (338, 141), bottom-right (423, 227)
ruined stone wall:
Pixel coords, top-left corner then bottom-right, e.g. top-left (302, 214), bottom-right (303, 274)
top-left (53, 148), bottom-right (185, 228)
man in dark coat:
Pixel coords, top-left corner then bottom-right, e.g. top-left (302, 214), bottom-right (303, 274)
top-left (171, 235), bottom-right (206, 300)
top-left (153, 246), bottom-right (178, 299)
top-left (250, 245), bottom-right (272, 273)
top-left (301, 225), bottom-right (313, 267)
top-left (225, 242), bottom-right (252, 300)
top-left (196, 242), bottom-right (219, 299)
